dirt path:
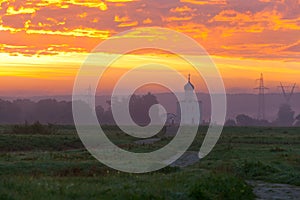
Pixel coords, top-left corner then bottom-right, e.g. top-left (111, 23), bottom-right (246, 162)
top-left (134, 138), bottom-right (161, 145)
top-left (170, 152), bottom-right (300, 200)
top-left (170, 151), bottom-right (199, 167)
top-left (247, 181), bottom-right (300, 200)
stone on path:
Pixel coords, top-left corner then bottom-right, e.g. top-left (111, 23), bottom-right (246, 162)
top-left (170, 151), bottom-right (200, 168)
top-left (247, 180), bottom-right (300, 200)
top-left (134, 138), bottom-right (161, 145)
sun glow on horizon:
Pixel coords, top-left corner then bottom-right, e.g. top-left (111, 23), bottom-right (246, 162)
top-left (0, 0), bottom-right (299, 96)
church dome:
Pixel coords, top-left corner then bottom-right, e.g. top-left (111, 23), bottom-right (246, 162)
top-left (184, 81), bottom-right (194, 91)
top-left (184, 74), bottom-right (194, 91)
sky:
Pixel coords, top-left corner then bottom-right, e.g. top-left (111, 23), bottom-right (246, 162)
top-left (0, 0), bottom-right (299, 96)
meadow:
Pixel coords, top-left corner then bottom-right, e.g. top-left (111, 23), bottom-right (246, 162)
top-left (0, 125), bottom-right (299, 199)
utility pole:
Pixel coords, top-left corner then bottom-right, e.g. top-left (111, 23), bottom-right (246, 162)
top-left (86, 85), bottom-right (92, 108)
top-left (254, 73), bottom-right (269, 120)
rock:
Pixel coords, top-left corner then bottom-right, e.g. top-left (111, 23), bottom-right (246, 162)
top-left (247, 180), bottom-right (300, 200)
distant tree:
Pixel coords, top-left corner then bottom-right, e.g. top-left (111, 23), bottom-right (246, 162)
top-left (13, 99), bottom-right (35, 123)
top-left (236, 114), bottom-right (270, 127)
top-left (225, 119), bottom-right (236, 126)
top-left (12, 121), bottom-right (58, 135)
top-left (0, 98), bottom-right (75, 125)
top-left (257, 119), bottom-right (271, 127)
top-left (72, 100), bottom-right (95, 125)
top-left (102, 109), bottom-right (114, 125)
top-left (0, 99), bottom-right (22, 123)
top-left (294, 114), bottom-right (300, 126)
top-left (236, 114), bottom-right (255, 126)
top-left (129, 92), bottom-right (159, 126)
top-left (57, 101), bottom-right (73, 124)
top-left (99, 93), bottom-right (160, 125)
top-left (34, 99), bottom-right (59, 123)
top-left (96, 105), bottom-right (104, 122)
top-left (274, 104), bottom-right (295, 127)
top-left (100, 101), bottom-right (115, 125)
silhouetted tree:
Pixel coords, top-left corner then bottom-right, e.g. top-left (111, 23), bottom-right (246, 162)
top-left (225, 119), bottom-right (236, 126)
top-left (96, 105), bottom-right (104, 122)
top-left (100, 101), bottom-right (114, 125)
top-left (0, 99), bottom-right (22, 123)
top-left (129, 92), bottom-right (159, 126)
top-left (0, 93), bottom-right (160, 126)
top-left (13, 99), bottom-right (35, 122)
top-left (274, 104), bottom-right (295, 127)
top-left (12, 121), bottom-right (58, 134)
top-left (236, 114), bottom-right (270, 127)
top-left (294, 114), bottom-right (300, 126)
top-left (236, 114), bottom-right (255, 126)
top-left (99, 93), bottom-right (160, 125)
top-left (0, 98), bottom-right (74, 124)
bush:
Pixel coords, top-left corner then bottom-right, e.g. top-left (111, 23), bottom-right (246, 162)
top-left (11, 121), bottom-right (58, 135)
top-left (270, 146), bottom-right (286, 152)
top-left (234, 160), bottom-right (279, 178)
top-left (189, 173), bottom-right (254, 200)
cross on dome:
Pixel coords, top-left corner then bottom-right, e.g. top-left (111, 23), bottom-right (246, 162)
top-left (184, 73), bottom-right (195, 91)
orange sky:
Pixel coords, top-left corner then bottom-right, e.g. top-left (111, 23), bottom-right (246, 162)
top-left (0, 0), bottom-right (299, 96)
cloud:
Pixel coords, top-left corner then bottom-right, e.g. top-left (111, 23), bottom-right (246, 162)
top-left (0, 0), bottom-right (299, 60)
top-left (6, 6), bottom-right (36, 15)
top-left (164, 16), bottom-right (193, 22)
top-left (142, 18), bottom-right (152, 24)
top-left (0, 42), bottom-right (88, 56)
top-left (117, 21), bottom-right (138, 27)
top-left (284, 43), bottom-right (300, 52)
top-left (180, 0), bottom-right (227, 5)
top-left (105, 0), bottom-right (138, 2)
top-left (170, 5), bottom-right (195, 13)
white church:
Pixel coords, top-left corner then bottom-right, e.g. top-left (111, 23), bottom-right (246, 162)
top-left (176, 74), bottom-right (202, 125)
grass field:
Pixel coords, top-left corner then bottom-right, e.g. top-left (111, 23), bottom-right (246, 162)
top-left (0, 126), bottom-right (299, 199)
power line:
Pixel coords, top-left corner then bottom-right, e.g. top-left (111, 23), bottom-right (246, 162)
top-left (278, 82), bottom-right (297, 104)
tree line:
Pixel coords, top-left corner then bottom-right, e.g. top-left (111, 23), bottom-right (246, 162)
top-left (0, 95), bottom-right (299, 127)
top-left (0, 92), bottom-right (160, 125)
top-left (226, 104), bottom-right (300, 127)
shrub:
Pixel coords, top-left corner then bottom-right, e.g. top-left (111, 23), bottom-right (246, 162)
top-left (189, 173), bottom-right (254, 200)
top-left (270, 146), bottom-right (286, 152)
top-left (11, 121), bottom-right (58, 135)
top-left (234, 160), bottom-right (279, 178)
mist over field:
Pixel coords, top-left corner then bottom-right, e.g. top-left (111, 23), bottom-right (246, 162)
top-left (1, 92), bottom-right (300, 124)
